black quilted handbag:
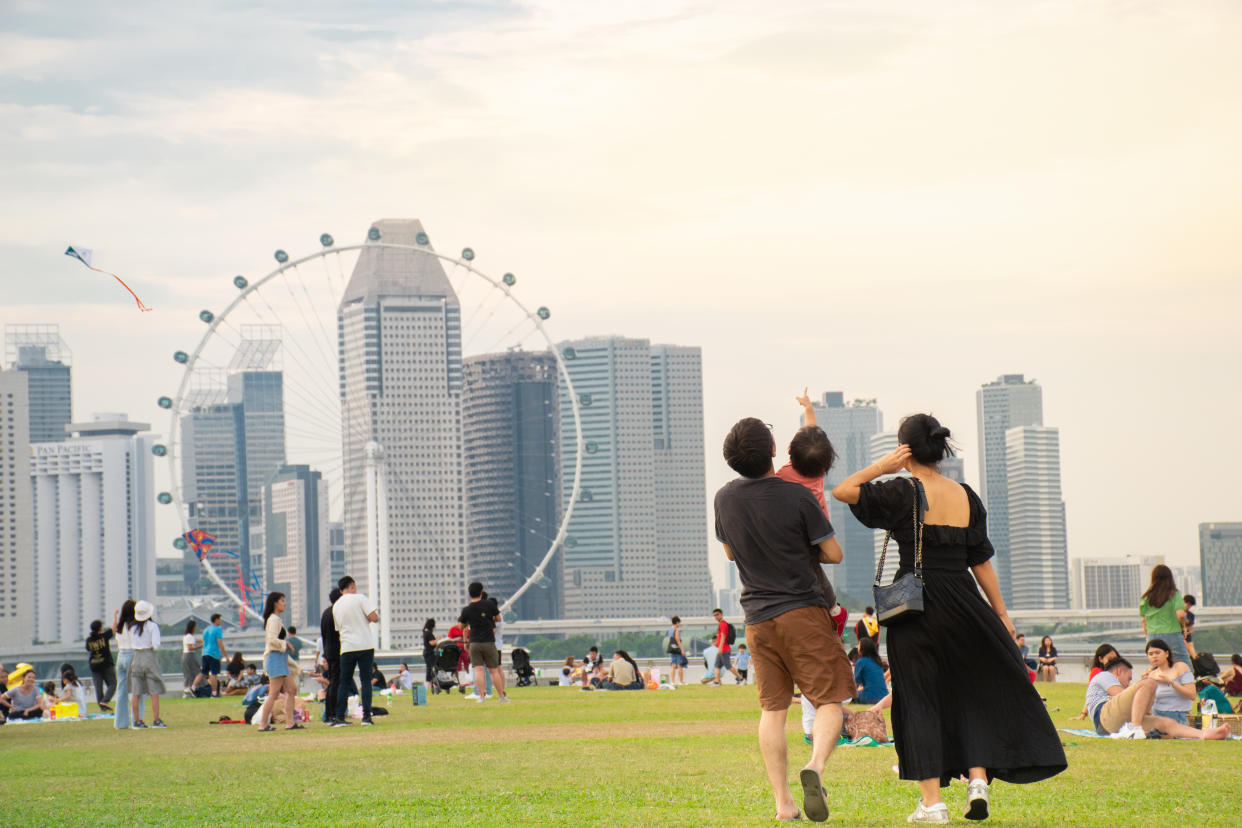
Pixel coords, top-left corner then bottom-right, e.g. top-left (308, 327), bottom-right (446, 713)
top-left (873, 477), bottom-right (925, 626)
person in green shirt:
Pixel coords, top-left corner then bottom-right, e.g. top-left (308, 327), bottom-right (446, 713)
top-left (1139, 564), bottom-right (1188, 668)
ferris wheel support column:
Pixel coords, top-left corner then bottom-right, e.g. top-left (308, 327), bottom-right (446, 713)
top-left (376, 447), bottom-right (391, 651)
top-left (365, 441), bottom-right (381, 646)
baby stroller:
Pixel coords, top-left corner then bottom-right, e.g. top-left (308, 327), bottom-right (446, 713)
top-left (512, 648), bottom-right (535, 686)
top-left (432, 642), bottom-right (463, 694)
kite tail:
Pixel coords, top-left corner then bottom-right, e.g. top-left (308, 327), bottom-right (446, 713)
top-left (92, 265), bottom-right (154, 312)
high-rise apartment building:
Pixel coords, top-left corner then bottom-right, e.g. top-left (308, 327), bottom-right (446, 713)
top-left (0, 370), bottom-right (33, 648)
top-left (329, 522), bottom-right (345, 586)
top-left (1071, 555), bottom-right (1163, 610)
top-left (6, 324), bottom-right (71, 443)
top-left (976, 374), bottom-right (1043, 602)
top-left (811, 393), bottom-right (882, 604)
top-left (338, 218), bottom-right (466, 643)
top-left (462, 351), bottom-right (561, 620)
top-left (1199, 523), bottom-right (1242, 606)
top-left (180, 369), bottom-right (286, 591)
top-left (263, 465), bottom-right (330, 629)
top-left (29, 414), bottom-right (157, 643)
top-left (557, 336), bottom-right (711, 618)
top-left (1006, 426), bottom-right (1069, 610)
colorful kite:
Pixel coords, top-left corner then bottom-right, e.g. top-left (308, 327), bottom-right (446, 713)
top-left (64, 245), bottom-right (153, 312)
top-left (183, 528), bottom-right (217, 559)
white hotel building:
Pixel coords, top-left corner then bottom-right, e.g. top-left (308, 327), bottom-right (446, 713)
top-left (29, 414), bottom-right (157, 643)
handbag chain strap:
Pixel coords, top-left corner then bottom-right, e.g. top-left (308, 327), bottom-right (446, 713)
top-left (872, 477), bottom-right (925, 586)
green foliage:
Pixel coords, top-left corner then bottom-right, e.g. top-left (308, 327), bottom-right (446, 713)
top-left (1192, 623), bottom-right (1242, 656)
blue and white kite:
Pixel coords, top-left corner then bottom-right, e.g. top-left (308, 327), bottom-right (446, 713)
top-left (64, 245), bottom-right (153, 312)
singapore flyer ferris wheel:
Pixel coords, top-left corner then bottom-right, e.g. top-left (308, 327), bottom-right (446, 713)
top-left (156, 219), bottom-right (583, 646)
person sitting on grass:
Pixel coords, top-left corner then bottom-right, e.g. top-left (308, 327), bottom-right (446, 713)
top-left (1220, 654), bottom-right (1242, 697)
top-left (1085, 657), bottom-right (1230, 740)
top-left (58, 664), bottom-right (89, 714)
top-left (1196, 678), bottom-right (1233, 715)
top-left (1071, 644), bottom-right (1121, 720)
top-left (1142, 639), bottom-right (1195, 725)
top-left (600, 651), bottom-right (645, 690)
top-left (1, 669), bottom-right (51, 720)
top-left (852, 638), bottom-right (889, 706)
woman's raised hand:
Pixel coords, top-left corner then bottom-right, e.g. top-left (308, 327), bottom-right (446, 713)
top-left (875, 445), bottom-right (912, 475)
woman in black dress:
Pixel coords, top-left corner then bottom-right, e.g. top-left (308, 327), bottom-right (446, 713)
top-left (833, 414), bottom-right (1065, 824)
top-left (421, 619), bottom-right (438, 689)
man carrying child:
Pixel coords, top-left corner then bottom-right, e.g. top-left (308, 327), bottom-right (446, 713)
top-left (714, 416), bottom-right (854, 823)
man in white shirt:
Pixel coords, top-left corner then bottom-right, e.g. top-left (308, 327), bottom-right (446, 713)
top-left (332, 575), bottom-right (379, 727)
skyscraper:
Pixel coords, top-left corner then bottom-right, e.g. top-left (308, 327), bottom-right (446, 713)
top-left (1006, 426), bottom-right (1069, 610)
top-left (0, 369), bottom-right (33, 648)
top-left (462, 350), bottom-right (561, 620)
top-left (181, 359), bottom-right (285, 592)
top-left (811, 393), bottom-right (882, 604)
top-left (29, 414), bottom-right (157, 643)
top-left (1071, 556), bottom-right (1162, 610)
top-left (1199, 523), bottom-right (1242, 606)
top-left (263, 465), bottom-right (330, 629)
top-left (5, 324), bottom-right (71, 443)
top-left (557, 336), bottom-right (711, 618)
top-left (338, 218), bottom-right (465, 643)
top-left (976, 374), bottom-right (1043, 602)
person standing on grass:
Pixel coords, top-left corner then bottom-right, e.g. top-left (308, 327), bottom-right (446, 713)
top-left (702, 608), bottom-right (743, 685)
top-left (333, 576), bottom-right (378, 727)
top-left (320, 588), bottom-right (343, 724)
top-left (128, 601), bottom-right (167, 728)
top-left (421, 619), bottom-right (438, 691)
top-left (714, 417), bottom-right (854, 823)
top-left (1139, 564), bottom-right (1189, 669)
top-left (460, 581), bottom-right (510, 704)
top-left (833, 415), bottom-right (1066, 824)
top-left (190, 614), bottom-right (229, 697)
top-left (667, 616), bottom-right (688, 685)
top-left (85, 619), bottom-right (117, 712)
top-left (256, 592), bottom-right (301, 732)
top-left (180, 620), bottom-right (202, 696)
top-left (113, 599), bottom-right (138, 729)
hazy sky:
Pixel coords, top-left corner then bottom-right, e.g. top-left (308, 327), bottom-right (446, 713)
top-left (4, 0), bottom-right (1240, 596)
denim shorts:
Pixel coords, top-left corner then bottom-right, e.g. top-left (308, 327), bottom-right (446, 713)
top-left (1153, 709), bottom-right (1188, 726)
top-left (669, 653), bottom-right (688, 667)
top-left (265, 652), bottom-right (290, 678)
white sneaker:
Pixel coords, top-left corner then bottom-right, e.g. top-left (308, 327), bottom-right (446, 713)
top-left (474, 695), bottom-right (485, 703)
top-left (1112, 722), bottom-right (1146, 740)
top-left (464, 693), bottom-right (479, 700)
top-left (965, 779), bottom-right (989, 820)
top-left (907, 801), bottom-right (949, 824)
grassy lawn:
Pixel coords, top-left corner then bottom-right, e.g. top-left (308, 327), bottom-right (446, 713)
top-left (1, 682), bottom-right (1237, 826)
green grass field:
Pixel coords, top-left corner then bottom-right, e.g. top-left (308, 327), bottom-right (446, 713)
top-left (2, 682), bottom-right (1237, 826)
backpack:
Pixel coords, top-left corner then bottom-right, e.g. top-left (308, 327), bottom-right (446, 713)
top-left (725, 622), bottom-right (736, 646)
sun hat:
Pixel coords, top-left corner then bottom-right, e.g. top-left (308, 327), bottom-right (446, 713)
top-left (134, 600), bottom-right (155, 622)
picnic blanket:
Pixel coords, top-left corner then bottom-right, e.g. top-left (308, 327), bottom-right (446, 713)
top-left (3, 712), bottom-right (114, 725)
top-left (1060, 727), bottom-right (1241, 741)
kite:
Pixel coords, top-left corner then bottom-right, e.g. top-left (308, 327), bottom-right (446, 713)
top-left (183, 528), bottom-right (217, 559)
top-left (183, 528), bottom-right (265, 628)
top-left (64, 245), bottom-right (153, 312)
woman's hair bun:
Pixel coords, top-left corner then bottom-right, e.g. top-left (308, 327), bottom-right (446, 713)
top-left (898, 414), bottom-right (955, 465)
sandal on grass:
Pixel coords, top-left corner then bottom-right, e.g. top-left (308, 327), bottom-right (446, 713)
top-left (776, 808), bottom-right (802, 821)
top-left (799, 768), bottom-right (830, 823)
top-left (287, 723), bottom-right (305, 730)
top-left (257, 725), bottom-right (275, 732)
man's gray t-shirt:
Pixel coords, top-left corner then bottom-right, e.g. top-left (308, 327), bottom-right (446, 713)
top-left (714, 475), bottom-right (835, 625)
top-left (1085, 670), bottom-right (1120, 728)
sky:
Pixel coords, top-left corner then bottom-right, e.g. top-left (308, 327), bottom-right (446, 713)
top-left (3, 0), bottom-right (1241, 596)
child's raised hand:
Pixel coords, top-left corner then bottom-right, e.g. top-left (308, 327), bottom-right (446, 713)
top-left (795, 387), bottom-right (811, 408)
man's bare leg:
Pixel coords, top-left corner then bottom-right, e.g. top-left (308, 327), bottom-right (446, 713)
top-left (1128, 679), bottom-right (1157, 727)
top-left (489, 665), bottom-right (507, 699)
top-left (758, 708), bottom-right (799, 819)
top-left (805, 702), bottom-right (842, 777)
top-left (473, 665), bottom-right (487, 698)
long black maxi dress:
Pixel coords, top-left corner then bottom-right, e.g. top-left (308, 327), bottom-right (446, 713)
top-left (850, 478), bottom-right (1067, 787)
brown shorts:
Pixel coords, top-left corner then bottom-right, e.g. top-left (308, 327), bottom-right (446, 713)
top-left (468, 642), bottom-right (501, 670)
top-left (747, 605), bottom-right (855, 711)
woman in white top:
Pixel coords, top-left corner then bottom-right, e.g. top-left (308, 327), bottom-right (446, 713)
top-left (128, 600), bottom-right (167, 728)
top-left (112, 599), bottom-right (137, 729)
top-left (1144, 638), bottom-right (1196, 725)
top-left (180, 620), bottom-right (202, 696)
top-left (256, 591), bottom-right (301, 732)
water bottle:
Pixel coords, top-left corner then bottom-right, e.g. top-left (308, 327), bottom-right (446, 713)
top-left (1202, 698), bottom-right (1218, 729)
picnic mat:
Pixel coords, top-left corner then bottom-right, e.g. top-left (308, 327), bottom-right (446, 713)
top-left (1060, 727), bottom-right (1241, 741)
top-left (3, 712), bottom-right (114, 725)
